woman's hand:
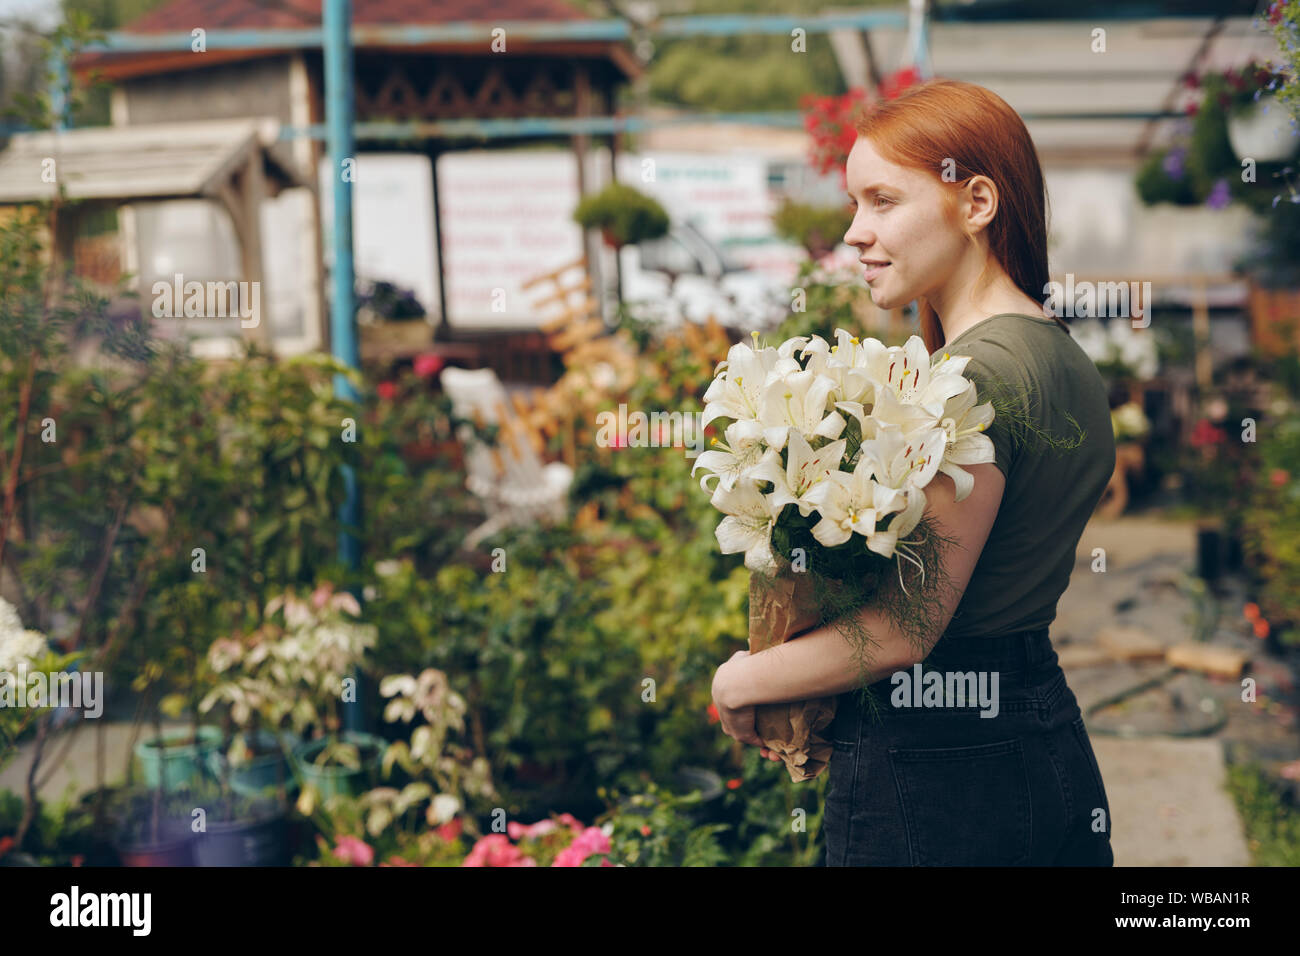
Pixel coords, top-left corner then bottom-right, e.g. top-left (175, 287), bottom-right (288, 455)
top-left (712, 650), bottom-right (782, 761)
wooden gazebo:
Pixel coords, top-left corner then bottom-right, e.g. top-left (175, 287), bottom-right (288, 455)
top-left (73, 0), bottom-right (640, 364)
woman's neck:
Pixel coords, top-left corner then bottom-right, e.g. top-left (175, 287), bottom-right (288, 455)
top-left (932, 272), bottom-right (1047, 344)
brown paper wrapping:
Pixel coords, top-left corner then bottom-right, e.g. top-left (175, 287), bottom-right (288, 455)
top-left (748, 561), bottom-right (838, 782)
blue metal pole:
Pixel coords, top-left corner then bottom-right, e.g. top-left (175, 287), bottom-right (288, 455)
top-left (48, 36), bottom-right (70, 130)
top-left (325, 0), bottom-right (363, 734)
top-left (910, 0), bottom-right (933, 80)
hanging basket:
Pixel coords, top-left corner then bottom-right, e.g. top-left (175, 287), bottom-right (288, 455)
top-left (1227, 95), bottom-right (1299, 164)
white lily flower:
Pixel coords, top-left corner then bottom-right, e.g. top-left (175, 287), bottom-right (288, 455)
top-left (929, 349), bottom-right (972, 378)
top-left (803, 457), bottom-right (907, 554)
top-left (750, 430), bottom-right (847, 519)
top-left (709, 478), bottom-right (780, 572)
top-left (701, 341), bottom-right (780, 426)
top-left (933, 386), bottom-right (996, 500)
top-left (802, 334), bottom-right (876, 406)
top-left (755, 369), bottom-right (845, 451)
top-left (856, 424), bottom-right (946, 538)
top-left (691, 419), bottom-right (767, 493)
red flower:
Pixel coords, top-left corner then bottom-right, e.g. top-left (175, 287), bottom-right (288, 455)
top-left (0, 836), bottom-right (13, 858)
top-left (435, 818), bottom-right (463, 843)
top-left (1190, 419), bottom-right (1227, 448)
top-left (1254, 618), bottom-right (1270, 639)
top-left (726, 778), bottom-right (742, 790)
top-left (413, 353), bottom-right (445, 379)
top-left (707, 702), bottom-right (720, 724)
top-left (880, 65), bottom-right (921, 100)
top-left (376, 381), bottom-right (398, 400)
top-left (70, 854), bottom-right (84, 867)
top-left (380, 856), bottom-right (418, 867)
top-left (1271, 469), bottom-right (1289, 488)
top-left (640, 824), bottom-right (652, 837)
top-left (1269, 2), bottom-right (1283, 26)
top-left (1244, 602), bottom-right (1261, 621)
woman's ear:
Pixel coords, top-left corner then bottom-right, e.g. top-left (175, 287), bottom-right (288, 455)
top-left (962, 175), bottom-right (999, 233)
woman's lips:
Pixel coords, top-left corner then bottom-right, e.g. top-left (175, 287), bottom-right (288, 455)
top-left (862, 262), bottom-right (890, 282)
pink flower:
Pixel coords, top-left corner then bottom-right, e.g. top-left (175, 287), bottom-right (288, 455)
top-left (555, 813), bottom-right (585, 833)
top-left (508, 819), bottom-right (559, 841)
top-left (552, 826), bottom-right (611, 867)
top-left (332, 835), bottom-right (374, 866)
top-left (413, 353), bottom-right (445, 378)
top-left (379, 856), bottom-right (417, 867)
top-left (463, 833), bottom-right (532, 867)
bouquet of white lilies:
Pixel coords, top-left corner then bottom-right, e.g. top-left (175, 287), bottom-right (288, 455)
top-left (694, 329), bottom-right (996, 581)
top-left (693, 328), bottom-right (997, 781)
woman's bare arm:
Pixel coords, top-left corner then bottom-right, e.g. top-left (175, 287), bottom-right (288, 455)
top-left (715, 462), bottom-right (1007, 710)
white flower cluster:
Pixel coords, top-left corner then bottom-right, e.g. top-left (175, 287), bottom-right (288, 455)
top-left (0, 597), bottom-right (48, 675)
top-left (692, 330), bottom-right (996, 574)
top-left (1072, 318), bottom-right (1158, 381)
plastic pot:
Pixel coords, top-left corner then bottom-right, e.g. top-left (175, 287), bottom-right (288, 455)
top-left (116, 834), bottom-right (196, 867)
top-left (291, 731), bottom-right (385, 799)
top-left (1228, 96), bottom-right (1299, 164)
top-left (134, 726), bottom-right (222, 793)
top-left (207, 731), bottom-right (300, 798)
top-left (193, 807), bottom-right (287, 867)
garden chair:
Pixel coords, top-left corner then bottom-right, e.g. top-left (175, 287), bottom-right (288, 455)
top-left (439, 366), bottom-right (574, 549)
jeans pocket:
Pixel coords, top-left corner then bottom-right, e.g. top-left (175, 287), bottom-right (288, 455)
top-left (1071, 716), bottom-right (1110, 825)
top-left (889, 738), bottom-right (1032, 866)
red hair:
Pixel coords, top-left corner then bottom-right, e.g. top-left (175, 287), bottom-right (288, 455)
top-left (853, 79), bottom-right (1065, 352)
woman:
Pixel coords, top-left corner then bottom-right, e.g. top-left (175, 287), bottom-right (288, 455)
top-left (710, 79), bottom-right (1117, 866)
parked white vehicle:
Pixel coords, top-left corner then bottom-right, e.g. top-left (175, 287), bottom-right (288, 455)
top-left (614, 221), bottom-right (790, 329)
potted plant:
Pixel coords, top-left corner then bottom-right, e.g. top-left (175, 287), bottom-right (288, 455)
top-left (188, 779), bottom-right (288, 867)
top-left (200, 583), bottom-right (383, 803)
top-left (772, 198), bottom-right (853, 262)
top-left (204, 729), bottom-right (301, 798)
top-left (573, 182), bottom-right (670, 251)
top-left (1219, 61), bottom-right (1297, 163)
top-left (109, 785), bottom-right (200, 867)
top-left (133, 725), bottom-right (222, 793)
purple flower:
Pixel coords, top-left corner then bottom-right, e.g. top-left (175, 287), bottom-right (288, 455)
top-left (1205, 178), bottom-right (1232, 209)
top-left (1162, 146), bottom-right (1186, 180)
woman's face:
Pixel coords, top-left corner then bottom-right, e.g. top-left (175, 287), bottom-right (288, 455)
top-left (842, 136), bottom-right (971, 311)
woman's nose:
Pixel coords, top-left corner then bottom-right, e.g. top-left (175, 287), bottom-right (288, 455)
top-left (843, 214), bottom-right (871, 250)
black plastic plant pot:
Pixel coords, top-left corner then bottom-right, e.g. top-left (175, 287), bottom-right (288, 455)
top-left (193, 808), bottom-right (287, 867)
top-left (115, 832), bottom-right (196, 867)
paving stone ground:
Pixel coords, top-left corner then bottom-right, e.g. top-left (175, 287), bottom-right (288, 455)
top-left (1054, 514), bottom-right (1297, 867)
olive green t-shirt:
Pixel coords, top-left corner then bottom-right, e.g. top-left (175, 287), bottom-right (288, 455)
top-left (936, 313), bottom-right (1116, 639)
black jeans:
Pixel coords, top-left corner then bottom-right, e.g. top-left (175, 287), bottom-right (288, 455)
top-left (822, 627), bottom-right (1113, 866)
